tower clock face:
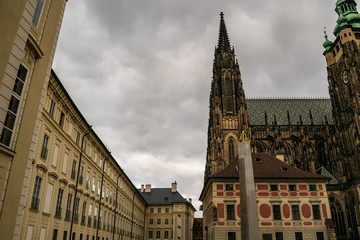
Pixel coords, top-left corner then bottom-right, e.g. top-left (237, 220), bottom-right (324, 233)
top-left (343, 70), bottom-right (349, 84)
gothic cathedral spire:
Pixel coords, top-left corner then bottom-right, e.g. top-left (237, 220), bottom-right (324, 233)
top-left (204, 12), bottom-right (249, 180)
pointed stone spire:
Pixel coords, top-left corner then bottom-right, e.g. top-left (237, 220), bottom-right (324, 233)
top-left (287, 110), bottom-right (291, 125)
top-left (217, 12), bottom-right (231, 51)
top-left (264, 111), bottom-right (268, 125)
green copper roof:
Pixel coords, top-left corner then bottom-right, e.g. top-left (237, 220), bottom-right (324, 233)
top-left (333, 0), bottom-right (360, 36)
top-left (246, 98), bottom-right (333, 125)
top-left (322, 32), bottom-right (333, 51)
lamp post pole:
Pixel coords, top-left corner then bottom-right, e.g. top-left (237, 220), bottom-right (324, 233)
top-left (96, 155), bottom-right (110, 240)
top-left (69, 126), bottom-right (92, 240)
top-left (113, 172), bottom-right (122, 240)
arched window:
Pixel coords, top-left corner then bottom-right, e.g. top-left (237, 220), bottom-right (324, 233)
top-left (330, 200), bottom-right (347, 237)
top-left (229, 140), bottom-right (235, 163)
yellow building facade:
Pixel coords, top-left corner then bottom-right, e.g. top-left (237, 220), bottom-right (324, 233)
top-left (0, 0), bottom-right (68, 239)
top-left (19, 70), bottom-right (147, 240)
top-left (140, 183), bottom-right (195, 240)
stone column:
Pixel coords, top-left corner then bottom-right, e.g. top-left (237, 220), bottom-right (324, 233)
top-left (238, 141), bottom-right (259, 240)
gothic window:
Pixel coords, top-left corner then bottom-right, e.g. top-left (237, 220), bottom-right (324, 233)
top-left (330, 200), bottom-right (346, 237)
top-left (225, 76), bottom-right (233, 96)
top-left (229, 140), bottom-right (235, 162)
top-left (224, 76), bottom-right (234, 112)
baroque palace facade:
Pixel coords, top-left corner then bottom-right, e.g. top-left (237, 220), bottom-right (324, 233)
top-left (204, 1), bottom-right (360, 239)
top-left (0, 1), bottom-right (195, 240)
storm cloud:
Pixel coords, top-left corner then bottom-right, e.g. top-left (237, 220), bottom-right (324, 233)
top-left (53, 0), bottom-right (338, 216)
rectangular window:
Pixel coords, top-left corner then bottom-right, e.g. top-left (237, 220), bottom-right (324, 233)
top-left (89, 146), bottom-right (92, 158)
top-left (165, 207), bottom-right (169, 213)
top-left (63, 231), bottom-right (67, 240)
top-left (81, 201), bottom-right (87, 225)
top-left (88, 204), bottom-right (92, 226)
top-left (295, 232), bottom-right (303, 240)
top-left (0, 64), bottom-right (28, 146)
top-left (165, 218), bottom-right (169, 224)
top-left (40, 134), bottom-right (49, 159)
top-left (76, 132), bottom-right (80, 145)
top-left (164, 231), bottom-right (169, 239)
top-left (289, 184), bottom-right (296, 191)
top-left (62, 152), bottom-right (68, 174)
top-left (86, 171), bottom-right (90, 189)
top-left (156, 230), bottom-right (161, 238)
top-left (97, 180), bottom-right (100, 195)
top-left (149, 230), bottom-right (153, 239)
top-left (275, 232), bottom-right (283, 240)
top-left (149, 218), bottom-right (153, 224)
top-left (67, 121), bottom-right (72, 136)
top-left (309, 184), bottom-right (316, 191)
top-left (55, 188), bottom-right (63, 217)
top-left (82, 139), bottom-right (87, 151)
top-left (292, 205), bottom-right (300, 220)
top-left (32, 0), bottom-right (45, 27)
top-left (150, 208), bottom-right (153, 213)
top-left (53, 229), bottom-right (58, 240)
top-left (71, 160), bottom-right (76, 180)
top-left (26, 225), bottom-right (34, 240)
top-left (79, 166), bottom-right (84, 184)
top-left (316, 232), bottom-right (324, 240)
top-left (312, 205), bottom-right (321, 220)
top-left (49, 99), bottom-right (56, 116)
top-left (30, 176), bottom-right (42, 210)
top-left (158, 207), bottom-right (161, 213)
top-left (52, 144), bottom-right (60, 167)
top-left (226, 205), bottom-right (235, 220)
top-left (92, 176), bottom-right (96, 192)
top-left (59, 111), bottom-right (65, 127)
top-left (273, 205), bottom-right (281, 220)
top-left (74, 197), bottom-right (80, 222)
top-left (225, 184), bottom-right (233, 191)
top-left (43, 182), bottom-right (54, 213)
top-left (228, 232), bottom-right (236, 240)
top-left (65, 193), bottom-right (72, 220)
top-left (157, 218), bottom-right (161, 224)
top-left (94, 152), bottom-right (98, 163)
top-left (270, 185), bottom-right (278, 191)
top-left (40, 227), bottom-right (46, 240)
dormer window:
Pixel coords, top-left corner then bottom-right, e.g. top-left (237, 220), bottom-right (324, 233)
top-left (280, 167), bottom-right (288, 172)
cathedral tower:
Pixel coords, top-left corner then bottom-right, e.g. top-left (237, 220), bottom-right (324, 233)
top-left (323, 0), bottom-right (360, 181)
top-left (204, 13), bottom-right (249, 180)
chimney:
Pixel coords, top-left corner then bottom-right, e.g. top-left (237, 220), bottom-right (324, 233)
top-left (141, 184), bottom-right (144, 192)
top-left (171, 181), bottom-right (177, 192)
top-left (189, 198), bottom-right (192, 204)
top-left (145, 184), bottom-right (151, 192)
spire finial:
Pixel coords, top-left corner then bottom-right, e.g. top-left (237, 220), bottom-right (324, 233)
top-left (324, 27), bottom-right (328, 40)
top-left (217, 12), bottom-right (231, 51)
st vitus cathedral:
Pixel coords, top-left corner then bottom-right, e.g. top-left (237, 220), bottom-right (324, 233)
top-left (205, 1), bottom-right (360, 238)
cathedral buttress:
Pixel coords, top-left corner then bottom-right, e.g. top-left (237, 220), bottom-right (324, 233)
top-left (205, 12), bottom-right (249, 180)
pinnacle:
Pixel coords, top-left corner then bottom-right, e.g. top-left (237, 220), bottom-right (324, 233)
top-left (217, 12), bottom-right (231, 51)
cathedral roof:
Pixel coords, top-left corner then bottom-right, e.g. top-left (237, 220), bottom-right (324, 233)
top-left (246, 98), bottom-right (333, 125)
top-left (211, 153), bottom-right (329, 181)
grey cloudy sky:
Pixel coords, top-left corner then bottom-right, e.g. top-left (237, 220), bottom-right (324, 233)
top-left (53, 0), bottom-right (339, 216)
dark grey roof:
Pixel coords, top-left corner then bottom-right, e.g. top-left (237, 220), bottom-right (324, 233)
top-left (246, 98), bottom-right (333, 125)
top-left (139, 188), bottom-right (188, 205)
